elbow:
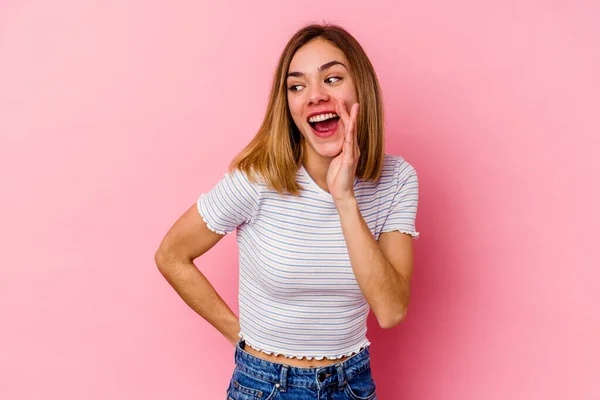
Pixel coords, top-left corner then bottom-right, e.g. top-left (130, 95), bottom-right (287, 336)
top-left (154, 249), bottom-right (166, 271)
top-left (154, 247), bottom-right (174, 271)
top-left (154, 247), bottom-right (193, 273)
top-left (378, 308), bottom-right (408, 330)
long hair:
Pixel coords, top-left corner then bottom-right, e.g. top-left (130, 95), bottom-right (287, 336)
top-left (229, 23), bottom-right (385, 196)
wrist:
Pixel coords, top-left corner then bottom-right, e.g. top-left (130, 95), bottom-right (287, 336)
top-left (334, 196), bottom-right (358, 213)
top-left (224, 315), bottom-right (241, 345)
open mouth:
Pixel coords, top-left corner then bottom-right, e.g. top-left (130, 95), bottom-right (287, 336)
top-left (308, 112), bottom-right (340, 138)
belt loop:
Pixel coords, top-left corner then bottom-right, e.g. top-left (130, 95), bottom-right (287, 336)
top-left (279, 365), bottom-right (289, 392)
top-left (336, 363), bottom-right (345, 390)
top-left (234, 340), bottom-right (240, 362)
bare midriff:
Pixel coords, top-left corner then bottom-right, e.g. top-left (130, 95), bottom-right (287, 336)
top-left (241, 343), bottom-right (354, 368)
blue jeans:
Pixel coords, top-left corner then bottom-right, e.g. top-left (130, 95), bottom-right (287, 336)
top-left (226, 339), bottom-right (378, 399)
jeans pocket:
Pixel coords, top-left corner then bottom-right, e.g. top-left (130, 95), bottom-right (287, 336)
top-left (227, 369), bottom-right (279, 400)
top-left (344, 367), bottom-right (377, 400)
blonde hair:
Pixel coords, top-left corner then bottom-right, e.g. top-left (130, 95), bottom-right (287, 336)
top-left (230, 23), bottom-right (385, 196)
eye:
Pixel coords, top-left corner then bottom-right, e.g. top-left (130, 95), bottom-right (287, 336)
top-left (326, 76), bottom-right (342, 84)
top-left (288, 84), bottom-right (303, 93)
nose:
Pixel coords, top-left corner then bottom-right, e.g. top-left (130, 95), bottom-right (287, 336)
top-left (307, 83), bottom-right (329, 105)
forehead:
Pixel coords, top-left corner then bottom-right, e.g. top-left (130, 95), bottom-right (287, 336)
top-left (288, 38), bottom-right (349, 73)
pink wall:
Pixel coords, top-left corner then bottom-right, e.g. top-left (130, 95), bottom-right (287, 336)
top-left (1, 1), bottom-right (598, 399)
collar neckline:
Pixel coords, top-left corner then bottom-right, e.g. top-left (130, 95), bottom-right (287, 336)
top-left (299, 164), bottom-right (359, 201)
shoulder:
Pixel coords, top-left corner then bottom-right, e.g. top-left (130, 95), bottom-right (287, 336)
top-left (381, 153), bottom-right (417, 183)
top-left (226, 167), bottom-right (266, 192)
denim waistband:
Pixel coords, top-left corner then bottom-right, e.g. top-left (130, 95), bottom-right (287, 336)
top-left (234, 339), bottom-right (372, 390)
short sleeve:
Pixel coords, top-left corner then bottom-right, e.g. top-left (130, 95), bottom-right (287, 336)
top-left (381, 160), bottom-right (420, 239)
top-left (196, 169), bottom-right (261, 235)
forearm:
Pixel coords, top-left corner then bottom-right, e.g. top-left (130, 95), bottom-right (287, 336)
top-left (336, 198), bottom-right (410, 328)
top-left (156, 258), bottom-right (240, 345)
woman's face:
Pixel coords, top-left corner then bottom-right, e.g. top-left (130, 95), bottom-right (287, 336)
top-left (286, 38), bottom-right (358, 162)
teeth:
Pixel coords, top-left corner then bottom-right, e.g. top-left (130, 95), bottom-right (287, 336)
top-left (308, 113), bottom-right (338, 123)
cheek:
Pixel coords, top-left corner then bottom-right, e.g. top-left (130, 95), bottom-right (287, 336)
top-left (332, 91), bottom-right (356, 109)
top-left (287, 99), bottom-right (304, 126)
top-left (345, 91), bottom-right (358, 104)
top-left (287, 94), bottom-right (300, 109)
top-left (341, 82), bottom-right (358, 103)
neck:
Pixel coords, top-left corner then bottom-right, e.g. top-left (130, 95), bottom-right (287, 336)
top-left (302, 152), bottom-right (333, 193)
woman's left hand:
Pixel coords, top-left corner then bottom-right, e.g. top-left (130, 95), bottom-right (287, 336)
top-left (327, 99), bottom-right (360, 204)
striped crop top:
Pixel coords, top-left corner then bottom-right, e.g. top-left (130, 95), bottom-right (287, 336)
top-left (196, 154), bottom-right (419, 360)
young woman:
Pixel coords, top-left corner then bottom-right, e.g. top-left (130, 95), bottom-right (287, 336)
top-left (155, 23), bottom-right (419, 400)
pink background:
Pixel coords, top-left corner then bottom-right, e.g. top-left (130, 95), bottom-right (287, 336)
top-left (1, 1), bottom-right (598, 399)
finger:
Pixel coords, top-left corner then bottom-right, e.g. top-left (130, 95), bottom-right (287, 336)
top-left (352, 103), bottom-right (359, 156)
top-left (349, 104), bottom-right (360, 162)
top-left (350, 103), bottom-right (359, 127)
top-left (343, 132), bottom-right (353, 164)
top-left (344, 123), bottom-right (355, 164)
top-left (346, 103), bottom-right (358, 143)
top-left (350, 103), bottom-right (359, 136)
top-left (346, 114), bottom-right (354, 143)
top-left (335, 98), bottom-right (351, 128)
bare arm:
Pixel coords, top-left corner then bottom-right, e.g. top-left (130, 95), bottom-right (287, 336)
top-left (154, 203), bottom-right (240, 346)
top-left (336, 198), bottom-right (414, 329)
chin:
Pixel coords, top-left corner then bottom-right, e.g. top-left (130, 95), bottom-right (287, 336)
top-left (300, 125), bottom-right (344, 159)
top-left (311, 139), bottom-right (344, 158)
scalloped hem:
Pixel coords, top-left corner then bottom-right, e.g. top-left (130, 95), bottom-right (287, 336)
top-left (196, 195), bottom-right (227, 235)
top-left (386, 229), bottom-right (420, 240)
top-left (403, 230), bottom-right (420, 240)
top-left (380, 228), bottom-right (420, 240)
top-left (238, 333), bottom-right (371, 361)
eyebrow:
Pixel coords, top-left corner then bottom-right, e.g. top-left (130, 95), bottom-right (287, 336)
top-left (287, 60), bottom-right (347, 78)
